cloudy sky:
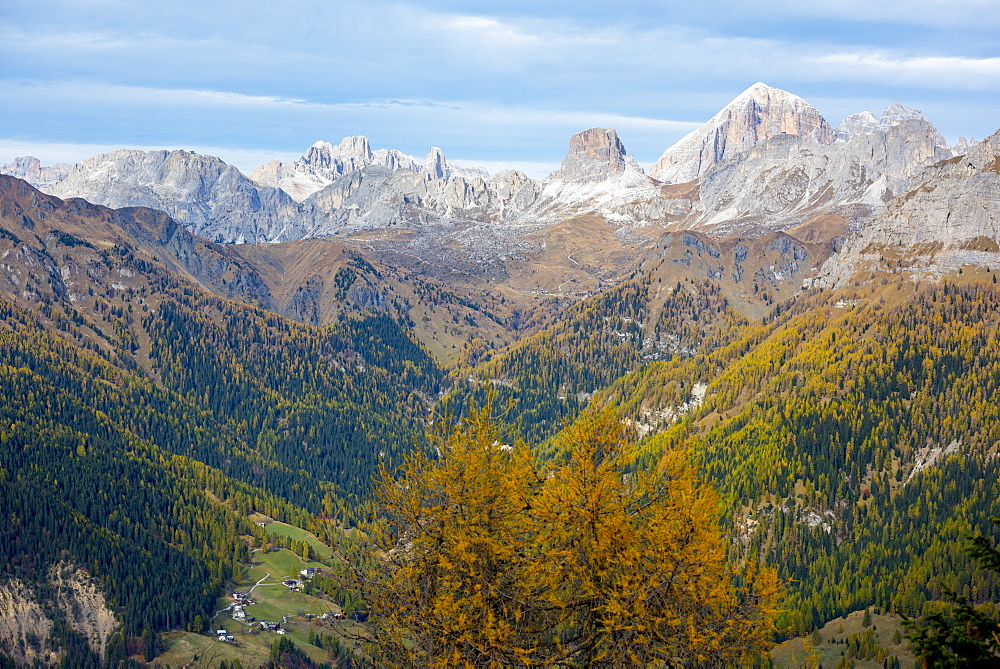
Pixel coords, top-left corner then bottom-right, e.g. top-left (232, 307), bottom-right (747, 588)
top-left (1, 0), bottom-right (997, 178)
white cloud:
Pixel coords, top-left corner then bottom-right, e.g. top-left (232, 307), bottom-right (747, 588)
top-left (767, 0), bottom-right (1000, 28)
top-left (812, 52), bottom-right (1000, 90)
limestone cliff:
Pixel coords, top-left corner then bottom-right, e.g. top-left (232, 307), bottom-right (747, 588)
top-left (0, 156), bottom-right (71, 190)
top-left (690, 118), bottom-right (954, 236)
top-left (650, 83), bottom-right (835, 184)
top-left (0, 564), bottom-right (119, 666)
top-left (819, 128), bottom-right (1000, 286)
top-left (45, 149), bottom-right (304, 243)
top-left (548, 127), bottom-right (631, 183)
top-left (0, 579), bottom-right (57, 665)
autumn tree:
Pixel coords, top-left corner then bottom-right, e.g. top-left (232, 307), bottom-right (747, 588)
top-left (526, 411), bottom-right (780, 665)
top-left (340, 402), bottom-right (779, 666)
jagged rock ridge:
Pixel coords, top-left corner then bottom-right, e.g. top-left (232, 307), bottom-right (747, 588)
top-left (45, 149), bottom-right (304, 243)
top-left (819, 127), bottom-right (1000, 286)
top-left (0, 156), bottom-right (72, 190)
top-left (0, 83), bottom-right (986, 280)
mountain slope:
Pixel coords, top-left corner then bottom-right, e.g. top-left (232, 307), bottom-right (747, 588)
top-left (0, 175), bottom-right (447, 509)
top-left (820, 128), bottom-right (1000, 286)
top-left (595, 280), bottom-right (1000, 634)
top-left (0, 296), bottom-right (314, 664)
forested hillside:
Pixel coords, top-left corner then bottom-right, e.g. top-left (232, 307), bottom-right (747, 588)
top-left (449, 263), bottom-right (748, 443)
top-left (0, 179), bottom-right (446, 663)
top-left (595, 280), bottom-right (1000, 636)
top-left (3, 169), bottom-right (1000, 665)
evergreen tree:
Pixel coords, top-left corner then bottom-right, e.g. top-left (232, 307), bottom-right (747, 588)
top-left (903, 521), bottom-right (1000, 666)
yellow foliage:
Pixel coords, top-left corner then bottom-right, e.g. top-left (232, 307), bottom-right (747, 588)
top-left (342, 402), bottom-right (779, 666)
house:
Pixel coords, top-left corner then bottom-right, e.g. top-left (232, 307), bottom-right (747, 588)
top-left (276, 629), bottom-right (286, 635)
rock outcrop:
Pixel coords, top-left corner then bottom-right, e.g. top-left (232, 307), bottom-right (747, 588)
top-left (251, 137), bottom-right (486, 202)
top-left (835, 111), bottom-right (879, 143)
top-left (0, 156), bottom-right (72, 190)
top-left (651, 83), bottom-right (835, 184)
top-left (819, 128), bottom-right (1000, 286)
top-left (548, 127), bottom-right (631, 183)
top-left (0, 564), bottom-right (118, 666)
top-left (49, 563), bottom-right (118, 663)
top-left (0, 579), bottom-right (57, 666)
top-left (690, 118), bottom-right (954, 236)
top-left (251, 136), bottom-right (423, 202)
top-left (45, 149), bottom-right (303, 243)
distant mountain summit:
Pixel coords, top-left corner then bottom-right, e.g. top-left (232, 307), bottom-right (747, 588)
top-left (251, 136), bottom-right (423, 202)
top-left (836, 103), bottom-right (949, 147)
top-left (43, 148), bottom-right (302, 243)
top-left (548, 127), bottom-right (636, 183)
top-left (0, 156), bottom-right (72, 190)
top-left (251, 137), bottom-right (487, 202)
top-left (650, 83), bottom-right (835, 183)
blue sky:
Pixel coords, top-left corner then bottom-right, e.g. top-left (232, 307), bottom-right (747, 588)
top-left (1, 0), bottom-right (997, 178)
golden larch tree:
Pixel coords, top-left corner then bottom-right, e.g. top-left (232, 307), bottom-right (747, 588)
top-left (340, 403), bottom-right (779, 667)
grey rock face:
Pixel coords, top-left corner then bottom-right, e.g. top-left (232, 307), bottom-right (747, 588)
top-left (650, 83), bottom-right (835, 184)
top-left (251, 136), bottom-right (414, 202)
top-left (0, 157), bottom-right (72, 190)
top-left (819, 128), bottom-right (1000, 285)
top-left (689, 118), bottom-right (954, 236)
top-left (835, 112), bottom-right (879, 143)
top-left (952, 137), bottom-right (978, 155)
top-left (878, 103), bottom-right (947, 147)
top-left (46, 149), bottom-right (304, 243)
top-left (250, 137), bottom-right (487, 203)
top-left (548, 127), bottom-right (630, 183)
top-left (423, 147), bottom-right (451, 181)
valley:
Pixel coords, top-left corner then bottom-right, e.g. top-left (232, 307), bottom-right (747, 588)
top-left (1, 82), bottom-right (998, 666)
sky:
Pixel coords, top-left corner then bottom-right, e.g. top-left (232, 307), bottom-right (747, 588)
top-left (1, 0), bottom-right (998, 179)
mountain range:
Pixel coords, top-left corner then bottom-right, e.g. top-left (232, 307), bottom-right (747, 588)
top-left (4, 83), bottom-right (987, 337)
top-left (1, 82), bottom-right (999, 665)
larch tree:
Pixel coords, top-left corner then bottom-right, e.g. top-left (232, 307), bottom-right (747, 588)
top-left (339, 403), bottom-right (779, 667)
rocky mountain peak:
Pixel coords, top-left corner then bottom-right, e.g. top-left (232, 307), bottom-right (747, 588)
top-left (303, 136), bottom-right (374, 172)
top-left (952, 136), bottom-right (978, 155)
top-left (878, 103), bottom-right (927, 130)
top-left (878, 103), bottom-right (947, 147)
top-left (650, 82), bottom-right (835, 184)
top-left (0, 156), bottom-right (72, 190)
top-left (423, 147), bottom-right (451, 181)
top-left (549, 127), bottom-right (629, 183)
top-left (835, 111), bottom-right (879, 142)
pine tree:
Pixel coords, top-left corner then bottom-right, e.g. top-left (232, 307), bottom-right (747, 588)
top-left (903, 521), bottom-right (1000, 665)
